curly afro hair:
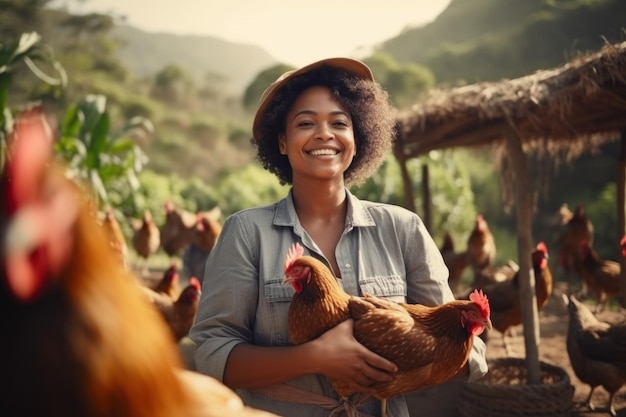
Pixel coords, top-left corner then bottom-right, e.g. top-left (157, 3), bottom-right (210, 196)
top-left (252, 65), bottom-right (396, 186)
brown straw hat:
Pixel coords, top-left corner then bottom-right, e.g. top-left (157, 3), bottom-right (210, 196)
top-left (252, 57), bottom-right (374, 142)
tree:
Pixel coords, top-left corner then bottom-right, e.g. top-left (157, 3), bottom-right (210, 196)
top-left (0, 0), bottom-right (51, 43)
top-left (242, 63), bottom-right (293, 112)
top-left (363, 52), bottom-right (435, 109)
top-left (150, 63), bottom-right (193, 104)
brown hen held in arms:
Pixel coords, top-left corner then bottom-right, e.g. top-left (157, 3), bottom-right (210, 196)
top-left (283, 243), bottom-right (491, 416)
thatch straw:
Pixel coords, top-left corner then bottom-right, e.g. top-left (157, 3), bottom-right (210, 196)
top-left (397, 40), bottom-right (626, 160)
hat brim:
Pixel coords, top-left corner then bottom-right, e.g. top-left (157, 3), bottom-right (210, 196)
top-left (252, 57), bottom-right (374, 142)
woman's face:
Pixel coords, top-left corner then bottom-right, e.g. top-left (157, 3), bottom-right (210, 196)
top-left (279, 86), bottom-right (356, 184)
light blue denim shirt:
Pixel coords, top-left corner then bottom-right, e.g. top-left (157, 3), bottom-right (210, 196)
top-left (190, 188), bottom-right (488, 417)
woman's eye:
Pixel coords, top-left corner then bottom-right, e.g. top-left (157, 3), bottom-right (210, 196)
top-left (297, 120), bottom-right (313, 127)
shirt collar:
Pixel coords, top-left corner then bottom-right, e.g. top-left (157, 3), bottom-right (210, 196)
top-left (273, 187), bottom-right (376, 228)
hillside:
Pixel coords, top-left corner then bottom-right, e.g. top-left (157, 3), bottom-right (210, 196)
top-left (111, 25), bottom-right (278, 94)
top-left (380, 0), bottom-right (626, 84)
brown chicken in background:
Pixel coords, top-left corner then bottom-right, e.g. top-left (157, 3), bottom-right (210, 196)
top-left (101, 205), bottom-right (128, 267)
top-left (152, 263), bottom-right (181, 299)
top-left (131, 209), bottom-right (161, 274)
top-left (472, 259), bottom-right (519, 290)
top-left (0, 109), bottom-right (278, 417)
top-left (564, 294), bottom-right (626, 416)
top-left (141, 277), bottom-right (203, 341)
top-left (283, 243), bottom-right (492, 417)
top-left (576, 240), bottom-right (622, 314)
top-left (466, 214), bottom-right (497, 274)
top-left (183, 212), bottom-right (222, 280)
top-left (160, 200), bottom-right (198, 258)
top-left (474, 241), bottom-right (553, 355)
top-left (558, 203), bottom-right (574, 226)
top-left (558, 203), bottom-right (595, 295)
top-left (439, 232), bottom-right (469, 295)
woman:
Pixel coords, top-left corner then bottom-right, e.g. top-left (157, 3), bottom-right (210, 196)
top-left (190, 57), bottom-right (488, 417)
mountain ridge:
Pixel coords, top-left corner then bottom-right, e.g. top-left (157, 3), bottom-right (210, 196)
top-left (111, 24), bottom-right (279, 94)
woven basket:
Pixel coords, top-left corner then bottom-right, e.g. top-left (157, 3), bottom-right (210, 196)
top-left (457, 357), bottom-right (574, 417)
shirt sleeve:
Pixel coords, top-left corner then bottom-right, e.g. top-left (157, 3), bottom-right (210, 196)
top-left (189, 214), bottom-right (257, 381)
top-left (403, 213), bottom-right (488, 382)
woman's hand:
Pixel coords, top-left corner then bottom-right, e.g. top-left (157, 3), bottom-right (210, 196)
top-left (310, 319), bottom-right (397, 394)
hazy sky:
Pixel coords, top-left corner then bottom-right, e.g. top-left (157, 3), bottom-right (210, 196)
top-left (59, 0), bottom-right (451, 66)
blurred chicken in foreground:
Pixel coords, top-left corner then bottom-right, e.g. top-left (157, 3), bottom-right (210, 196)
top-left (0, 109), bottom-right (277, 417)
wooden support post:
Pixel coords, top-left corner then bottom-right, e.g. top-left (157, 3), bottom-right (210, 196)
top-left (503, 125), bottom-right (541, 385)
top-left (422, 163), bottom-right (432, 232)
top-left (618, 131), bottom-right (626, 307)
top-left (393, 136), bottom-right (416, 214)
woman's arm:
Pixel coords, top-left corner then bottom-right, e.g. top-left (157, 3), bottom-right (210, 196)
top-left (224, 319), bottom-right (397, 392)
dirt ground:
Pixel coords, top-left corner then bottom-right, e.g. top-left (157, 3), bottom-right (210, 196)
top-left (482, 281), bottom-right (626, 417)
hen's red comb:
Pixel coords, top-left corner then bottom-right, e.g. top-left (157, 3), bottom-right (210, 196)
top-left (284, 242), bottom-right (304, 271)
top-left (4, 109), bottom-right (53, 215)
top-left (2, 109), bottom-right (78, 302)
top-left (469, 289), bottom-right (490, 318)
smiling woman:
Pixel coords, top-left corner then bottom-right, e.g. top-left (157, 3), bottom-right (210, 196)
top-left (189, 57), bottom-right (488, 417)
top-left (57, 0), bottom-right (451, 66)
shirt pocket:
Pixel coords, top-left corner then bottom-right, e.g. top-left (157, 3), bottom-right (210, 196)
top-left (262, 278), bottom-right (294, 345)
top-left (264, 278), bottom-right (294, 302)
top-left (359, 274), bottom-right (407, 301)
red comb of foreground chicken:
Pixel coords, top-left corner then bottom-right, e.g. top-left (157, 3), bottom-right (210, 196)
top-left (0, 110), bottom-right (279, 417)
top-left (283, 243), bottom-right (491, 416)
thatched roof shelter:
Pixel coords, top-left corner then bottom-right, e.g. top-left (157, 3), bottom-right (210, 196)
top-left (393, 40), bottom-right (626, 385)
top-left (396, 40), bottom-right (626, 159)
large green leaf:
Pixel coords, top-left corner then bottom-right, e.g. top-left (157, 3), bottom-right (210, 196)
top-left (56, 93), bottom-right (152, 208)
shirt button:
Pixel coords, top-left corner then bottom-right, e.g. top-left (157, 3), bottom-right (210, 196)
top-left (345, 263), bottom-right (351, 268)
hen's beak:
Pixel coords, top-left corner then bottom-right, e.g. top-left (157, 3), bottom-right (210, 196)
top-left (484, 317), bottom-right (493, 331)
top-left (282, 274), bottom-right (294, 286)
